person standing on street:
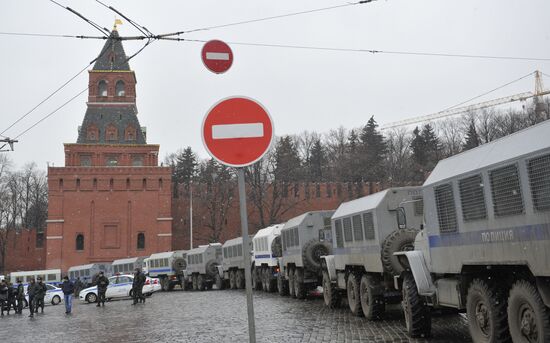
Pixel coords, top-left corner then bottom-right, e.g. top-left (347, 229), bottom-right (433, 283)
top-left (27, 278), bottom-right (37, 317)
top-left (16, 279), bottom-right (25, 314)
top-left (74, 277), bottom-right (82, 297)
top-left (6, 281), bottom-right (17, 315)
top-left (138, 269), bottom-right (147, 303)
top-left (0, 279), bottom-right (8, 316)
top-left (61, 276), bottom-right (74, 314)
top-left (96, 271), bottom-right (109, 307)
top-left (132, 268), bottom-right (146, 304)
top-left (132, 269), bottom-right (139, 305)
top-left (34, 277), bottom-right (47, 314)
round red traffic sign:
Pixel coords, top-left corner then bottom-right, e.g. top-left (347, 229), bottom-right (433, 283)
top-left (202, 97), bottom-right (274, 167)
top-left (201, 40), bottom-right (233, 74)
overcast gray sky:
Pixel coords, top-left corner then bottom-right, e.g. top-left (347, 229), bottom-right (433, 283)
top-left (1, 0), bottom-right (549, 169)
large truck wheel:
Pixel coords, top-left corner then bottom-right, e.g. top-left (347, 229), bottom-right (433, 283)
top-left (322, 270), bottom-right (340, 308)
top-left (253, 268), bottom-right (262, 291)
top-left (264, 268), bottom-right (272, 292)
top-left (294, 268), bottom-right (306, 299)
top-left (197, 274), bottom-right (205, 291)
top-left (507, 280), bottom-right (550, 343)
top-left (402, 273), bottom-right (431, 338)
top-left (302, 240), bottom-right (331, 272)
top-left (160, 277), bottom-right (169, 291)
top-left (381, 229), bottom-right (418, 276)
top-left (266, 270), bottom-right (276, 293)
top-left (466, 278), bottom-right (510, 343)
top-left (288, 268), bottom-right (296, 298)
top-left (237, 270), bottom-right (245, 289)
top-left (277, 272), bottom-right (289, 296)
top-left (192, 274), bottom-right (198, 291)
top-left (229, 270), bottom-right (237, 289)
top-left (215, 274), bottom-right (225, 290)
top-left (360, 274), bottom-right (385, 320)
top-left (347, 273), bottom-right (363, 316)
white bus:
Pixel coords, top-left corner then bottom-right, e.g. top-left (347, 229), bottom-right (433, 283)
top-left (9, 269), bottom-right (62, 285)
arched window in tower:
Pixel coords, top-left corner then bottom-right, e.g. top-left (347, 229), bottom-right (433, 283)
top-left (86, 125), bottom-right (99, 141)
top-left (106, 124), bottom-right (118, 141)
top-left (98, 80), bottom-right (108, 97)
top-left (76, 234), bottom-right (84, 251)
top-left (137, 233), bottom-right (145, 250)
top-left (115, 80), bottom-right (125, 97)
top-left (125, 125), bottom-right (136, 141)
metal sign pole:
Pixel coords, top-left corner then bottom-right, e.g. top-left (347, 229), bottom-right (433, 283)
top-left (237, 168), bottom-right (256, 343)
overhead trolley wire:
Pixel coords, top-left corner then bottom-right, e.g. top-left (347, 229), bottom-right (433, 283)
top-left (156, 0), bottom-right (376, 38)
top-left (49, 0), bottom-right (110, 37)
top-left (13, 87), bottom-right (88, 140)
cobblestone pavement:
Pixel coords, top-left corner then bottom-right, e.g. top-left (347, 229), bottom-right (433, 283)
top-left (0, 289), bottom-right (471, 343)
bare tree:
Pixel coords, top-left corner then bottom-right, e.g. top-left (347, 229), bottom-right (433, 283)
top-left (437, 118), bottom-right (464, 158)
top-left (384, 127), bottom-right (413, 184)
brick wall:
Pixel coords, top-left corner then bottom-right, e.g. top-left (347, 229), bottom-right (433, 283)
top-left (171, 181), bottom-right (388, 250)
top-left (2, 229), bottom-right (46, 273)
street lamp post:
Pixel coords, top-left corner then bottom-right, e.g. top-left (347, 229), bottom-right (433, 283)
top-left (189, 181), bottom-right (193, 250)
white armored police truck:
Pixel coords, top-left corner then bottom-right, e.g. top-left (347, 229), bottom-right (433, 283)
top-left (396, 120), bottom-right (550, 342)
top-left (112, 257), bottom-right (147, 276)
top-left (184, 243), bottom-right (223, 291)
top-left (321, 187), bottom-right (423, 319)
top-left (217, 236), bottom-right (253, 290)
top-left (278, 211), bottom-right (334, 299)
top-left (146, 250), bottom-right (187, 291)
top-left (252, 224), bottom-right (284, 292)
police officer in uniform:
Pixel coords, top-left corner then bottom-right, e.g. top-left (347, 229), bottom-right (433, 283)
top-left (6, 281), bottom-right (17, 315)
top-left (132, 268), bottom-right (145, 304)
top-left (27, 278), bottom-right (37, 317)
top-left (34, 277), bottom-right (47, 314)
top-left (96, 271), bottom-right (109, 307)
top-left (16, 279), bottom-right (25, 314)
top-left (0, 279), bottom-right (7, 316)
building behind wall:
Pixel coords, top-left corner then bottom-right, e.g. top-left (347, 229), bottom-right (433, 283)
top-left (45, 26), bottom-right (172, 272)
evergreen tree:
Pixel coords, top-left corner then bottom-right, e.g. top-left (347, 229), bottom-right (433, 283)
top-left (308, 139), bottom-right (326, 181)
top-left (462, 119), bottom-right (481, 151)
top-left (346, 129), bottom-right (362, 182)
top-left (173, 146), bottom-right (198, 184)
top-left (272, 136), bottom-right (302, 182)
top-left (411, 124), bottom-right (441, 181)
top-left (359, 116), bottom-right (387, 181)
top-left (421, 124), bottom-right (441, 169)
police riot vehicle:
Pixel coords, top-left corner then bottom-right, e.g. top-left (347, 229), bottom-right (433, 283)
top-left (278, 211), bottom-right (334, 299)
top-left (321, 187), bottom-right (423, 319)
top-left (252, 224), bottom-right (284, 292)
top-left (68, 263), bottom-right (112, 286)
top-left (112, 257), bottom-right (147, 275)
top-left (395, 120), bottom-right (550, 342)
top-left (184, 243), bottom-right (222, 291)
top-left (146, 250), bottom-right (187, 291)
top-left (216, 236), bottom-right (253, 290)
top-left (9, 269), bottom-right (62, 286)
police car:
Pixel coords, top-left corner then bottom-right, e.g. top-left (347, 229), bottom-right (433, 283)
top-left (17, 284), bottom-right (64, 307)
top-left (79, 274), bottom-right (156, 303)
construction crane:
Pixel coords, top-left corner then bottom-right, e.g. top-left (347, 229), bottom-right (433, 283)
top-left (381, 70), bottom-right (550, 130)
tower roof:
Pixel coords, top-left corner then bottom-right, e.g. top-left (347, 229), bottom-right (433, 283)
top-left (77, 105), bottom-right (146, 144)
top-left (92, 29), bottom-right (130, 71)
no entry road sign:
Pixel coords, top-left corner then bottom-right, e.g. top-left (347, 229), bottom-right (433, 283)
top-left (202, 97), bottom-right (274, 167)
top-left (201, 40), bottom-right (233, 74)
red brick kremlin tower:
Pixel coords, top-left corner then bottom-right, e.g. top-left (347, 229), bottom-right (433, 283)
top-left (46, 27), bottom-right (172, 272)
